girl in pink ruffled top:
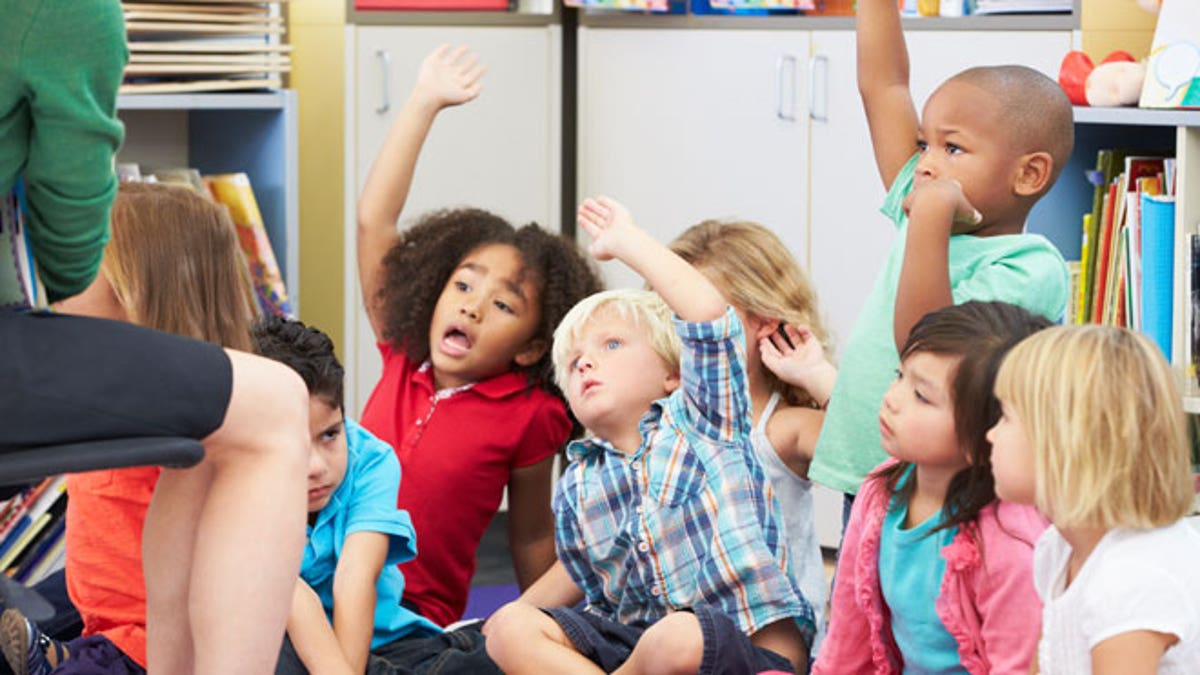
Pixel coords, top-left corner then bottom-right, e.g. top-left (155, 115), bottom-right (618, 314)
top-left (813, 301), bottom-right (1053, 674)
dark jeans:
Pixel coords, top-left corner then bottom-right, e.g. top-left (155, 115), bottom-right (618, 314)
top-left (543, 605), bottom-right (795, 675)
top-left (275, 621), bottom-right (500, 675)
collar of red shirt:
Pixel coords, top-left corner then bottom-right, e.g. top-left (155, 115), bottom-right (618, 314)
top-left (415, 360), bottom-right (533, 400)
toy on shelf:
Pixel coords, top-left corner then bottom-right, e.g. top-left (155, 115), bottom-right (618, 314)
top-left (1058, 50), bottom-right (1147, 107)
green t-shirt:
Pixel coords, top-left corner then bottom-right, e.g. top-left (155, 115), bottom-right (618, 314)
top-left (809, 155), bottom-right (1068, 495)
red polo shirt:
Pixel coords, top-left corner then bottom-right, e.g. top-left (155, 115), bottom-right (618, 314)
top-left (359, 343), bottom-right (568, 627)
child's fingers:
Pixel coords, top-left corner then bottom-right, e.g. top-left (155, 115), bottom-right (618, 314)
top-left (462, 64), bottom-right (487, 90)
top-left (448, 45), bottom-right (472, 66)
top-left (759, 337), bottom-right (782, 362)
top-left (455, 51), bottom-right (481, 76)
top-left (578, 198), bottom-right (611, 226)
top-left (783, 324), bottom-right (807, 346)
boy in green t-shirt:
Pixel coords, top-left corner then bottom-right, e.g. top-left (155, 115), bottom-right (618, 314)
top-left (808, 0), bottom-right (1074, 511)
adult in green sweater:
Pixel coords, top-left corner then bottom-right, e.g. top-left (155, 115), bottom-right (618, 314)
top-left (0, 2), bottom-right (311, 673)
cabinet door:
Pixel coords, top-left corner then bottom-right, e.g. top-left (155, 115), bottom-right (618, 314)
top-left (348, 25), bottom-right (561, 414)
top-left (809, 30), bottom-right (1073, 356)
top-left (578, 27), bottom-right (810, 290)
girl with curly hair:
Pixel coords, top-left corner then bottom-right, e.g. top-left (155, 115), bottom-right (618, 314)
top-left (356, 45), bottom-right (601, 628)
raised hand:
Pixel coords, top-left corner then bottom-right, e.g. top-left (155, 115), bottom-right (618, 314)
top-left (413, 44), bottom-right (486, 110)
top-left (576, 196), bottom-right (639, 262)
top-left (759, 323), bottom-right (837, 405)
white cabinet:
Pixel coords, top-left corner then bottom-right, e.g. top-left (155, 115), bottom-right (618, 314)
top-left (344, 24), bottom-right (562, 413)
top-left (577, 27), bottom-right (811, 290)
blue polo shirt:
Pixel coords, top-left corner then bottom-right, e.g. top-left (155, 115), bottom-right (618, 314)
top-left (301, 418), bottom-right (441, 648)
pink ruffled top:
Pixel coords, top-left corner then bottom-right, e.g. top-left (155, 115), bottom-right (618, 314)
top-left (814, 460), bottom-right (1048, 674)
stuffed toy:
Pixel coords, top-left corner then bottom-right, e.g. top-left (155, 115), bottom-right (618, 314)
top-left (1058, 50), bottom-right (1147, 107)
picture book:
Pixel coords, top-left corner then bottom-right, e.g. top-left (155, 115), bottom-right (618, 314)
top-left (204, 173), bottom-right (294, 318)
top-left (1139, 0), bottom-right (1200, 108)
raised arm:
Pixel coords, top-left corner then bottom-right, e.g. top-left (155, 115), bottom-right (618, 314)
top-left (576, 197), bottom-right (725, 322)
top-left (356, 45), bottom-right (484, 342)
top-left (857, 0), bottom-right (920, 189)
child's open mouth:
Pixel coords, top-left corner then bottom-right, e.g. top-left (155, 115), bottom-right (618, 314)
top-left (440, 327), bottom-right (472, 356)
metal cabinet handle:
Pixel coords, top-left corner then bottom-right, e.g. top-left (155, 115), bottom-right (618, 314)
top-left (809, 54), bottom-right (829, 123)
top-left (776, 54), bottom-right (798, 122)
top-left (375, 48), bottom-right (391, 115)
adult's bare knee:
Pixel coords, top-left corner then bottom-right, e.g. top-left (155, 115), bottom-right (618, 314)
top-left (206, 349), bottom-right (309, 465)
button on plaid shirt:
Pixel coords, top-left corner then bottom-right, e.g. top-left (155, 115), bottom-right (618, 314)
top-left (554, 308), bottom-right (815, 644)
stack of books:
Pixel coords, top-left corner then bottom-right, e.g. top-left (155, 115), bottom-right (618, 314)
top-left (1075, 149), bottom-right (1177, 359)
top-left (121, 0), bottom-right (291, 94)
top-left (0, 477), bottom-right (68, 588)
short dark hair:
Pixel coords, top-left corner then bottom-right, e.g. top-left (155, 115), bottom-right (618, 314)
top-left (951, 65), bottom-right (1075, 193)
top-left (252, 315), bottom-right (344, 411)
top-left (874, 301), bottom-right (1053, 535)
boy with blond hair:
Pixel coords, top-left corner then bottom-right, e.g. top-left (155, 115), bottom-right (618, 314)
top-left (484, 197), bottom-right (814, 674)
top-left (808, 0), bottom-right (1076, 509)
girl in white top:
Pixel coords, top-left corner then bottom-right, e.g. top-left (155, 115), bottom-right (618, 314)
top-left (670, 220), bottom-right (835, 647)
top-left (989, 325), bottom-right (1200, 674)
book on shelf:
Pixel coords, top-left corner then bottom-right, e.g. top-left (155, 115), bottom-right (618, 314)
top-left (119, 165), bottom-right (293, 318)
top-left (1, 184), bottom-right (43, 311)
top-left (355, 0), bottom-right (512, 8)
top-left (204, 173), bottom-right (294, 318)
top-left (0, 477), bottom-right (66, 573)
top-left (1141, 193), bottom-right (1176, 358)
top-left (1189, 234), bottom-right (1200, 390)
top-left (1075, 147), bottom-right (1178, 355)
top-left (970, 0), bottom-right (1071, 14)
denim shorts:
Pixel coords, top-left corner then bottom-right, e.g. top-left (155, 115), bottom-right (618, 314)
top-left (275, 621), bottom-right (500, 675)
top-left (543, 605), bottom-right (794, 675)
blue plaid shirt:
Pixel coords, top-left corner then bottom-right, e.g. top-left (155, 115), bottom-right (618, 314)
top-left (554, 308), bottom-right (814, 642)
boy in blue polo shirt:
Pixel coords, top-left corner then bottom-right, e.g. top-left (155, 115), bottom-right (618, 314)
top-left (252, 316), bottom-right (499, 675)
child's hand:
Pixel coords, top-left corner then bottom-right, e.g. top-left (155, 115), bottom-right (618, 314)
top-left (577, 196), bottom-right (642, 262)
top-left (903, 178), bottom-right (983, 234)
top-left (759, 323), bottom-right (831, 390)
top-left (412, 44), bottom-right (485, 110)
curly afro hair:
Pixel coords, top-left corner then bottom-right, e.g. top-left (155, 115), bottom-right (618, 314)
top-left (378, 207), bottom-right (602, 398)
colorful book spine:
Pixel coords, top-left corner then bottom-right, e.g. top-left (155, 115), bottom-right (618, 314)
top-left (1140, 194), bottom-right (1176, 358)
top-left (204, 173), bottom-right (294, 318)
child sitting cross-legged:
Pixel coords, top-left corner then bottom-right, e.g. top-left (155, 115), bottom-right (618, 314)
top-left (484, 196), bottom-right (815, 675)
top-left (252, 315), bottom-right (500, 675)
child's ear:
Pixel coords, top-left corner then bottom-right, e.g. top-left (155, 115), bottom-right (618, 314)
top-left (664, 371), bottom-right (681, 394)
top-left (1013, 151), bottom-right (1054, 197)
top-left (513, 338), bottom-right (548, 368)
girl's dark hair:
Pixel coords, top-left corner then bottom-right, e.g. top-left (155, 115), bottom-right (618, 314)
top-left (377, 207), bottom-right (602, 398)
top-left (252, 315), bottom-right (345, 411)
top-left (874, 301), bottom-right (1053, 535)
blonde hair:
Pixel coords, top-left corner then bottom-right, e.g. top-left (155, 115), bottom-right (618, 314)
top-left (106, 182), bottom-right (258, 351)
top-left (994, 325), bottom-right (1194, 529)
top-left (552, 289), bottom-right (680, 391)
top-left (670, 219), bottom-right (828, 406)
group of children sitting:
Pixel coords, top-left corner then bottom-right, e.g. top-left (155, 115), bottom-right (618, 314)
top-left (2, 0), bottom-right (1199, 673)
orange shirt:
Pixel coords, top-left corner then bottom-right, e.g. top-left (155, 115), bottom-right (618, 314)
top-left (65, 466), bottom-right (159, 668)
